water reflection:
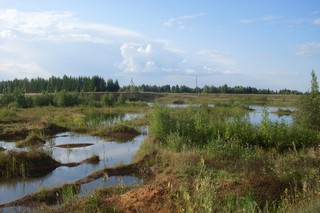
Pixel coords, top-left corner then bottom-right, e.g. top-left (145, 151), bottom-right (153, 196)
top-left (147, 102), bottom-right (214, 108)
top-left (248, 105), bottom-right (294, 125)
top-left (80, 176), bottom-right (142, 195)
top-left (0, 134), bottom-right (145, 205)
top-left (85, 113), bottom-right (143, 127)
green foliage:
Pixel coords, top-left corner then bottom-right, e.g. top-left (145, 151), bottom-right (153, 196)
top-left (116, 94), bottom-right (126, 105)
top-left (0, 150), bottom-right (58, 178)
top-left (0, 108), bottom-right (18, 121)
top-left (106, 79), bottom-right (120, 92)
top-left (16, 132), bottom-right (46, 148)
top-left (61, 185), bottom-right (80, 203)
top-left (149, 105), bottom-right (175, 143)
top-left (295, 70), bottom-right (320, 130)
top-left (33, 93), bottom-right (54, 106)
top-left (101, 93), bottom-right (116, 107)
top-left (0, 90), bottom-right (32, 108)
top-left (55, 90), bottom-right (79, 107)
top-left (0, 75), bottom-right (108, 93)
top-left (149, 105), bottom-right (318, 153)
top-left (311, 70), bottom-right (319, 94)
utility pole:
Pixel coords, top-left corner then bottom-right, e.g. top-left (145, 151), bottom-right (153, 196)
top-left (129, 77), bottom-right (135, 94)
top-left (196, 75), bottom-right (198, 93)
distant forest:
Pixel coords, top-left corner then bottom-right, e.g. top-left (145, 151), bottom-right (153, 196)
top-left (0, 75), bottom-right (302, 95)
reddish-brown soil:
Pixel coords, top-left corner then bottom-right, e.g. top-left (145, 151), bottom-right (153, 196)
top-left (103, 175), bottom-right (178, 213)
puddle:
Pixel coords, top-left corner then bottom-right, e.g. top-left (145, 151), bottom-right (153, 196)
top-left (80, 175), bottom-right (142, 195)
top-left (147, 102), bottom-right (214, 108)
top-left (0, 206), bottom-right (32, 213)
top-left (0, 141), bottom-right (18, 150)
top-left (0, 134), bottom-right (145, 205)
top-left (248, 105), bottom-right (294, 125)
top-left (85, 113), bottom-right (143, 127)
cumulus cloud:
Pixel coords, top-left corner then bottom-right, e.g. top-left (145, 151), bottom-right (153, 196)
top-left (296, 42), bottom-right (320, 57)
top-left (118, 43), bottom-right (155, 73)
top-left (116, 42), bottom-right (229, 76)
top-left (163, 13), bottom-right (204, 29)
top-left (0, 9), bottom-right (141, 43)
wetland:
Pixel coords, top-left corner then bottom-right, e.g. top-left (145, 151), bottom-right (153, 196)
top-left (0, 92), bottom-right (320, 212)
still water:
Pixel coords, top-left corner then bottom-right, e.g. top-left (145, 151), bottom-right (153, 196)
top-left (248, 105), bottom-right (294, 125)
top-left (0, 133), bottom-right (145, 205)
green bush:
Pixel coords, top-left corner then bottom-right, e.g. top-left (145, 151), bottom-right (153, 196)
top-left (33, 93), bottom-right (54, 106)
top-left (55, 90), bottom-right (79, 107)
top-left (295, 70), bottom-right (320, 130)
top-left (101, 93), bottom-right (116, 107)
top-left (149, 105), bottom-right (319, 153)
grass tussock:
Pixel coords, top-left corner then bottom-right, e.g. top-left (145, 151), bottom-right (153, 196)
top-left (0, 149), bottom-right (60, 179)
top-left (16, 132), bottom-right (46, 148)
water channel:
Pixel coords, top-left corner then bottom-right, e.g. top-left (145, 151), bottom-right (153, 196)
top-left (0, 113), bottom-right (146, 205)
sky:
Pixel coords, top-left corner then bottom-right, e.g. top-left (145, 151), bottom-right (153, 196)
top-left (0, 0), bottom-right (319, 91)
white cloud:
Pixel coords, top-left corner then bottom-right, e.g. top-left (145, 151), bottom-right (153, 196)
top-left (296, 42), bottom-right (320, 57)
top-left (240, 15), bottom-right (285, 25)
top-left (0, 9), bottom-right (141, 43)
top-left (0, 61), bottom-right (51, 80)
top-left (198, 50), bottom-right (234, 66)
top-left (118, 43), bottom-right (154, 73)
top-left (314, 19), bottom-right (320, 25)
top-left (116, 42), bottom-right (227, 76)
top-left (240, 19), bottom-right (254, 24)
top-left (137, 44), bottom-right (152, 54)
top-left (163, 13), bottom-right (204, 29)
top-left (262, 15), bottom-right (283, 22)
top-left (145, 61), bottom-right (156, 71)
top-left (0, 29), bottom-right (16, 39)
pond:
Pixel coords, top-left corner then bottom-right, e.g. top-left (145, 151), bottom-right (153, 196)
top-left (147, 103), bottom-right (294, 125)
top-left (248, 105), bottom-right (294, 125)
top-left (147, 102), bottom-right (215, 108)
top-left (80, 175), bottom-right (142, 195)
top-left (0, 133), bottom-right (145, 205)
top-left (85, 113), bottom-right (143, 127)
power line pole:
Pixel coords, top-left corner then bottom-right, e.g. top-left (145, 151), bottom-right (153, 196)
top-left (196, 75), bottom-right (198, 93)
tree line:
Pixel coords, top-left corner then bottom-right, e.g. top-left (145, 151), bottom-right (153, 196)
top-left (0, 75), bottom-right (120, 93)
top-left (0, 76), bottom-right (302, 95)
top-left (121, 84), bottom-right (302, 94)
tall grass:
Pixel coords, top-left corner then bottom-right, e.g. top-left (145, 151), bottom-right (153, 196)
top-left (0, 149), bottom-right (59, 178)
top-left (149, 105), bottom-right (318, 153)
top-left (149, 104), bottom-right (320, 212)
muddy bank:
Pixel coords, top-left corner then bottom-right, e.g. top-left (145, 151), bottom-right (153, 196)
top-left (0, 151), bottom-right (61, 179)
top-left (94, 125), bottom-right (141, 142)
top-left (55, 143), bottom-right (94, 148)
top-left (0, 123), bottom-right (68, 142)
top-left (0, 151), bottom-right (100, 179)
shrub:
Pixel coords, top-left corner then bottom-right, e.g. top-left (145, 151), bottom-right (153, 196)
top-left (150, 105), bottom-right (175, 143)
top-left (101, 93), bottom-right (116, 107)
top-left (55, 90), bottom-right (79, 107)
top-left (295, 70), bottom-right (320, 130)
top-left (33, 93), bottom-right (54, 106)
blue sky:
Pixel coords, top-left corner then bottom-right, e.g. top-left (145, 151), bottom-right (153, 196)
top-left (0, 0), bottom-right (319, 91)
